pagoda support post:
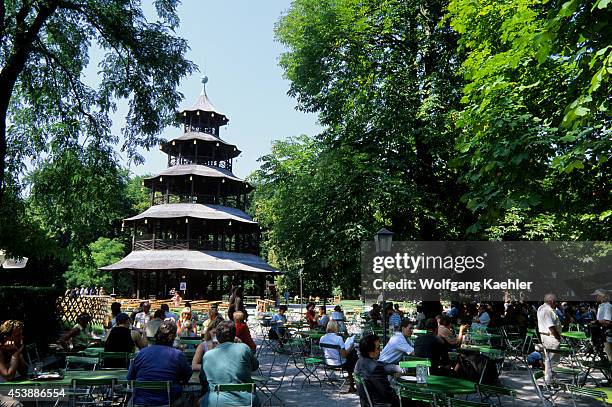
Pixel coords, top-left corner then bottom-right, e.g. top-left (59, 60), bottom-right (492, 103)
top-left (165, 179), bottom-right (170, 204)
top-left (186, 220), bottom-right (191, 249)
top-left (152, 219), bottom-right (156, 250)
top-left (136, 270), bottom-right (141, 299)
top-left (150, 183), bottom-right (156, 206)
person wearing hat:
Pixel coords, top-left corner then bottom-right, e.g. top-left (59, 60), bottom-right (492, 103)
top-left (593, 289), bottom-right (612, 361)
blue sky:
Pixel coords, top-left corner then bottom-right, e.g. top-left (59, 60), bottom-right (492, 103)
top-left (87, 0), bottom-right (321, 179)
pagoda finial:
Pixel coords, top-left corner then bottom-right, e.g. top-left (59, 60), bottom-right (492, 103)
top-left (201, 75), bottom-right (208, 96)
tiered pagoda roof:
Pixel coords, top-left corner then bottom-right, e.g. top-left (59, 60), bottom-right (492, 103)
top-left (101, 77), bottom-right (277, 279)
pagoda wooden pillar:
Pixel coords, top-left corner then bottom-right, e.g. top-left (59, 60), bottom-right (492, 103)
top-left (165, 179), bottom-right (170, 204)
top-left (186, 219), bottom-right (191, 249)
top-left (152, 219), bottom-right (156, 250)
top-left (136, 270), bottom-right (141, 299)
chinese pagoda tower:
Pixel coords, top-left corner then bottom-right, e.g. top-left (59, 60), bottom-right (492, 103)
top-left (102, 77), bottom-right (277, 298)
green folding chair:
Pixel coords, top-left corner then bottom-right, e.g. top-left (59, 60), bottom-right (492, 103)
top-left (398, 385), bottom-right (438, 407)
top-left (65, 356), bottom-right (99, 371)
top-left (213, 383), bottom-right (255, 407)
top-left (565, 384), bottom-right (607, 407)
top-left (99, 351), bottom-right (131, 369)
top-left (477, 384), bottom-right (517, 406)
top-left (353, 372), bottom-right (373, 407)
top-left (129, 380), bottom-right (172, 407)
top-left (529, 367), bottom-right (559, 406)
top-left (70, 377), bottom-right (117, 407)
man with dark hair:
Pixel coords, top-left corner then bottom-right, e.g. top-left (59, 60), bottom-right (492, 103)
top-left (414, 318), bottom-right (455, 376)
top-left (201, 321), bottom-right (260, 406)
top-left (127, 321), bottom-right (191, 406)
top-left (379, 318), bottom-right (414, 365)
top-left (103, 302), bottom-right (122, 332)
top-left (160, 303), bottom-right (178, 322)
top-left (104, 313), bottom-right (147, 368)
top-left (355, 334), bottom-right (400, 407)
top-left (145, 309), bottom-right (166, 338)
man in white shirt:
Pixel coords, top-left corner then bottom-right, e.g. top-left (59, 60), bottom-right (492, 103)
top-left (378, 319), bottom-right (414, 365)
top-left (134, 301), bottom-right (151, 330)
top-left (593, 289), bottom-right (612, 362)
top-left (537, 293), bottom-right (562, 383)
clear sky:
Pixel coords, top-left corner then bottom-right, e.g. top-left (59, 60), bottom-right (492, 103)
top-left (87, 0), bottom-right (321, 179)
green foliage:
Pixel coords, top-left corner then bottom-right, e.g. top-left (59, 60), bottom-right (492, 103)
top-left (448, 0), bottom-right (611, 238)
top-left (0, 0), bottom-right (196, 203)
top-left (64, 237), bottom-right (125, 290)
top-left (125, 174), bottom-right (152, 215)
top-left (26, 145), bottom-right (130, 254)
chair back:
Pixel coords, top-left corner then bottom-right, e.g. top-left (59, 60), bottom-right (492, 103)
top-left (65, 356), bottom-right (98, 371)
top-left (99, 351), bottom-right (131, 369)
top-left (566, 385), bottom-right (607, 406)
top-left (71, 378), bottom-right (117, 406)
top-left (213, 383), bottom-right (255, 407)
top-left (353, 373), bottom-right (374, 407)
top-left (319, 342), bottom-right (345, 366)
top-left (130, 380), bottom-right (172, 407)
top-left (398, 386), bottom-right (436, 405)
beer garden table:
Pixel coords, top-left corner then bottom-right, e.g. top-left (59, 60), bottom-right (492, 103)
top-left (397, 375), bottom-right (477, 395)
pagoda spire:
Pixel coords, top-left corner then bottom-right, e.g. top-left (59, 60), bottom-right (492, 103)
top-left (200, 75), bottom-right (208, 96)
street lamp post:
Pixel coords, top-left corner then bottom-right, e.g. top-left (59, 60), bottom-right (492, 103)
top-left (298, 268), bottom-right (304, 315)
top-left (321, 258), bottom-right (329, 306)
top-left (374, 228), bottom-right (394, 345)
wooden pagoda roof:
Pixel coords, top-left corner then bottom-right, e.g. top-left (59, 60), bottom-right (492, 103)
top-left (144, 164), bottom-right (245, 183)
top-left (100, 249), bottom-right (277, 274)
top-left (124, 203), bottom-right (256, 224)
top-left (165, 131), bottom-right (238, 149)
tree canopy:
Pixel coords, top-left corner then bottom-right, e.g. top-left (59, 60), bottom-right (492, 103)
top-left (258, 0), bottom-right (610, 296)
top-left (0, 0), bottom-right (196, 207)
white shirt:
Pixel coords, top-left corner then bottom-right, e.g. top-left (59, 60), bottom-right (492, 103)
top-left (597, 302), bottom-right (612, 343)
top-left (378, 332), bottom-right (414, 364)
top-left (597, 302), bottom-right (612, 322)
top-left (320, 333), bottom-right (347, 366)
top-left (134, 312), bottom-right (151, 329)
top-left (537, 303), bottom-right (561, 334)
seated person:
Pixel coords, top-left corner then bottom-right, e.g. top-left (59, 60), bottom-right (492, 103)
top-left (179, 321), bottom-right (197, 338)
top-left (318, 306), bottom-right (329, 328)
top-left (192, 319), bottom-right (220, 371)
top-left (145, 309), bottom-right (165, 338)
top-left (471, 304), bottom-right (490, 331)
top-left (200, 321), bottom-right (261, 406)
top-left (201, 305), bottom-right (223, 336)
top-left (332, 305), bottom-right (347, 333)
top-left (379, 318), bottom-right (414, 365)
top-left (60, 313), bottom-right (97, 351)
top-left (104, 313), bottom-right (147, 368)
top-left (437, 315), bottom-right (468, 348)
top-left (103, 302), bottom-right (122, 333)
top-left (234, 312), bottom-right (256, 352)
top-left (177, 308), bottom-right (197, 335)
top-left (369, 303), bottom-right (382, 324)
top-left (127, 321), bottom-right (192, 406)
top-left (320, 320), bottom-right (357, 392)
top-left (414, 318), bottom-right (456, 376)
top-left (269, 305), bottom-right (288, 341)
top-left (305, 302), bottom-right (317, 329)
top-left (388, 303), bottom-right (402, 330)
top-left (160, 303), bottom-right (178, 322)
top-left (0, 320), bottom-right (28, 381)
top-left (355, 334), bottom-right (400, 407)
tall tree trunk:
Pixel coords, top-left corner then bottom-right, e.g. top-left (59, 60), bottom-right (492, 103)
top-left (0, 1), bottom-right (58, 205)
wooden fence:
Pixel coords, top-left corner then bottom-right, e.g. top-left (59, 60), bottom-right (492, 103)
top-left (56, 296), bottom-right (111, 326)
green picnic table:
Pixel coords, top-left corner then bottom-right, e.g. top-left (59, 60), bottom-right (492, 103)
top-left (470, 333), bottom-right (501, 340)
top-left (0, 370), bottom-right (129, 388)
top-left (562, 331), bottom-right (588, 340)
top-left (413, 329), bottom-right (427, 335)
top-left (397, 375), bottom-right (477, 395)
top-left (178, 338), bottom-right (203, 346)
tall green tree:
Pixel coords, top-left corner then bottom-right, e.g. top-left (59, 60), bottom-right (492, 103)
top-left (64, 236), bottom-right (125, 291)
top-left (276, 0), bottom-right (472, 241)
top-left (0, 0), bottom-right (196, 206)
top-left (448, 0), bottom-right (611, 239)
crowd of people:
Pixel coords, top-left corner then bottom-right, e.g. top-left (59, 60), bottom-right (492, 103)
top-left (0, 286), bottom-right (610, 406)
top-left (64, 286), bottom-right (107, 297)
